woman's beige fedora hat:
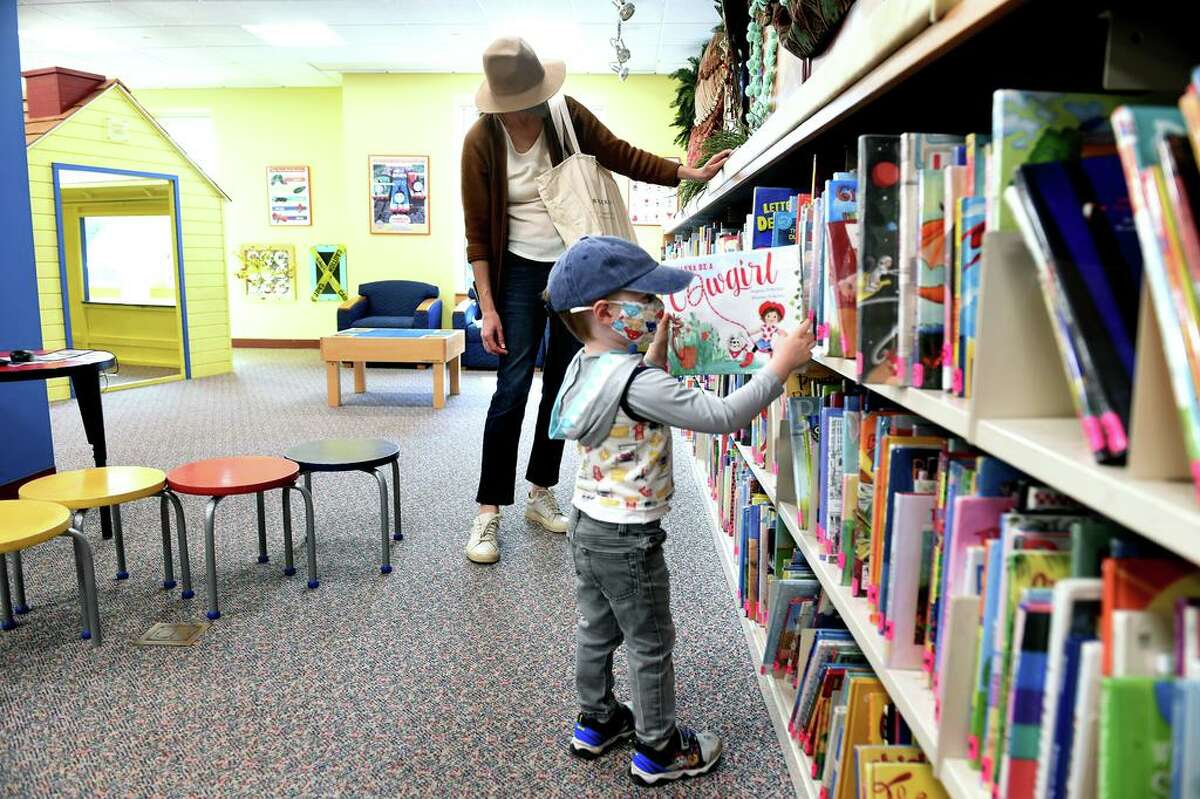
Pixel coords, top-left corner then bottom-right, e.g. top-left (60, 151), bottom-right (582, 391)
top-left (475, 37), bottom-right (566, 113)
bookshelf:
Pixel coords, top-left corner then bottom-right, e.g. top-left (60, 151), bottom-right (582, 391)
top-left (694, 439), bottom-right (989, 799)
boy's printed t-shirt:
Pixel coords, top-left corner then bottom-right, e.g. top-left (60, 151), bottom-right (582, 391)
top-left (551, 350), bottom-right (783, 524)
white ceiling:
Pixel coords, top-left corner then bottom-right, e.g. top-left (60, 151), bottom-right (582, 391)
top-left (16, 0), bottom-right (720, 88)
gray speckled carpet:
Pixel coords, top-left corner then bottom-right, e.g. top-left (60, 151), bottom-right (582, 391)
top-left (0, 349), bottom-right (790, 798)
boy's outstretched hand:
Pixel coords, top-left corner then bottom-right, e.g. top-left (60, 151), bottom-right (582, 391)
top-left (767, 320), bottom-right (816, 381)
top-left (644, 313), bottom-right (677, 370)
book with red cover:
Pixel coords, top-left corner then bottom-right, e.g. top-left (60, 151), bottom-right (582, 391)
top-left (1100, 557), bottom-right (1200, 676)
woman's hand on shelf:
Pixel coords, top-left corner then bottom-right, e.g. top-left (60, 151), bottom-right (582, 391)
top-left (678, 149), bottom-right (734, 183)
top-left (481, 310), bottom-right (508, 356)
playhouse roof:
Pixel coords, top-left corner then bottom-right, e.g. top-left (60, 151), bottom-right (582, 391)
top-left (23, 76), bottom-right (229, 201)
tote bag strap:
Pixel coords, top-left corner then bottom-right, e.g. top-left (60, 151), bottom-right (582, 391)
top-left (550, 95), bottom-right (581, 158)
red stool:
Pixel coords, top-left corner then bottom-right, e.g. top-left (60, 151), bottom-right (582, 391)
top-left (166, 456), bottom-right (317, 620)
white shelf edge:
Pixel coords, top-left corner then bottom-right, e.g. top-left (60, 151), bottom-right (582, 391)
top-left (974, 418), bottom-right (1200, 564)
top-left (939, 757), bottom-right (990, 799)
top-left (734, 440), bottom-right (778, 500)
top-left (692, 457), bottom-right (819, 799)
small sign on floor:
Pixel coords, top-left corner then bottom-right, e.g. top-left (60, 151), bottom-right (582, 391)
top-left (134, 622), bottom-right (210, 647)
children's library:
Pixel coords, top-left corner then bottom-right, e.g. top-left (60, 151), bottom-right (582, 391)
top-left (3, 0), bottom-right (1200, 796)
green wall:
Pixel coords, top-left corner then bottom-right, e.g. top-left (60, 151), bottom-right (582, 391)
top-left (137, 74), bottom-right (681, 340)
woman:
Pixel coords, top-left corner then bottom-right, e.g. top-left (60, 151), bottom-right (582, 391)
top-left (461, 37), bottom-right (730, 564)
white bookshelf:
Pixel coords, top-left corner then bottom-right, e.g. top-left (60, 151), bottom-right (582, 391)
top-left (696, 441), bottom-right (990, 799)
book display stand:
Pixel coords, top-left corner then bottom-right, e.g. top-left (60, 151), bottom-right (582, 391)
top-left (663, 2), bottom-right (1200, 797)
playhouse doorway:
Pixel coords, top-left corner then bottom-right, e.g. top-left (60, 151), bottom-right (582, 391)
top-left (53, 165), bottom-right (189, 391)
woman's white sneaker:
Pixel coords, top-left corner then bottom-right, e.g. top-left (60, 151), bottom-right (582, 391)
top-left (525, 488), bottom-right (568, 533)
top-left (466, 511), bottom-right (501, 563)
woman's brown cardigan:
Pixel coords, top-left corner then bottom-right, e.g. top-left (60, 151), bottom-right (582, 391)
top-left (461, 96), bottom-right (681, 302)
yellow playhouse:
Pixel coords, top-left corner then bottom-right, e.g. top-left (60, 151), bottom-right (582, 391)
top-left (23, 67), bottom-right (232, 397)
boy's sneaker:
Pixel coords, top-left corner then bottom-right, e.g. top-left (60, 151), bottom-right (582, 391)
top-left (525, 488), bottom-right (568, 533)
top-left (630, 726), bottom-right (723, 786)
top-left (465, 511), bottom-right (500, 564)
top-left (570, 702), bottom-right (635, 759)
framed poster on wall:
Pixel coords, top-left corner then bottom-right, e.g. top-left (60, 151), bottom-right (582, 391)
top-left (628, 157), bottom-right (679, 226)
top-left (266, 165), bottom-right (311, 226)
top-left (369, 155), bottom-right (429, 235)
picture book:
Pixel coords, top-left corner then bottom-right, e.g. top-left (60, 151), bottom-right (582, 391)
top-left (1099, 556), bottom-right (1200, 676)
top-left (955, 196), bottom-right (987, 398)
top-left (1159, 134), bottom-right (1200, 309)
top-left (812, 196), bottom-right (827, 335)
top-left (941, 164), bottom-right (970, 392)
top-left (853, 745), bottom-right (925, 799)
top-left (1012, 155), bottom-right (1142, 460)
top-left (752, 187), bottom-right (798, 249)
top-left (799, 202), bottom-right (818, 321)
top-left (884, 492), bottom-right (936, 669)
top-left (825, 173), bottom-right (859, 357)
top-left (1112, 105), bottom-right (1200, 499)
top-left (856, 135), bottom-right (903, 384)
top-left (1066, 640), bottom-right (1103, 799)
top-left (863, 762), bottom-right (948, 799)
top-left (789, 396), bottom-right (822, 528)
top-left (1035, 578), bottom-right (1101, 799)
top-left (771, 209), bottom-right (797, 247)
top-left (763, 578), bottom-right (823, 672)
top-left (840, 397), bottom-right (863, 585)
top-left (998, 589), bottom-right (1053, 799)
top-left (1098, 677), bottom-right (1173, 799)
top-left (831, 677), bottom-right (888, 799)
top-left (823, 704), bottom-right (850, 791)
top-left (967, 539), bottom-right (1004, 765)
top-left (912, 164), bottom-right (949, 388)
top-left (1173, 680), bottom-right (1200, 799)
top-left (989, 90), bottom-right (1129, 233)
top-left (665, 245), bottom-right (802, 375)
top-left (1180, 598), bottom-right (1200, 678)
top-left (899, 134), bottom-right (964, 387)
top-left (1184, 71), bottom-right (1200, 163)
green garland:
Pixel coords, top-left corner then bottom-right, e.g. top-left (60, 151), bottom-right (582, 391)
top-left (668, 49), bottom-right (702, 149)
top-left (677, 126), bottom-right (749, 208)
top-left (745, 0), bottom-right (776, 131)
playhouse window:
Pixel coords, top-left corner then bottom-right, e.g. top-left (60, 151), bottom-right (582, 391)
top-left (81, 214), bottom-right (177, 307)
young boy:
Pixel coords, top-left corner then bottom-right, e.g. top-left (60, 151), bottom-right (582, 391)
top-left (545, 235), bottom-right (815, 785)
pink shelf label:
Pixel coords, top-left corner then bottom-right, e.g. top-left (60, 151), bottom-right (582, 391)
top-left (855, 352), bottom-right (864, 376)
top-left (942, 341), bottom-right (952, 361)
top-left (850, 576), bottom-right (860, 594)
top-left (1080, 416), bottom-right (1104, 453)
top-left (816, 523), bottom-right (825, 542)
top-left (1100, 411), bottom-right (1128, 454)
top-left (839, 333), bottom-right (849, 354)
top-left (912, 363), bottom-right (924, 386)
top-left (867, 585), bottom-right (878, 604)
top-left (837, 552), bottom-right (846, 569)
top-left (884, 621), bottom-right (895, 641)
top-left (952, 369), bottom-right (964, 395)
top-left (922, 650), bottom-right (934, 671)
top-left (967, 736), bottom-right (979, 760)
top-left (895, 358), bottom-right (907, 381)
top-left (982, 758), bottom-right (993, 783)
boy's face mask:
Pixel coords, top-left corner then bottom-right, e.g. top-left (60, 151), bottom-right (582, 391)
top-left (605, 298), bottom-right (664, 353)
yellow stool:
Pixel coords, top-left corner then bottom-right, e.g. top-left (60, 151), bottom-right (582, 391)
top-left (0, 500), bottom-right (100, 645)
top-left (18, 467), bottom-right (193, 601)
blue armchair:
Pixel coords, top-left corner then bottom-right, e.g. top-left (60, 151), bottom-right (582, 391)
top-left (453, 288), bottom-right (547, 370)
top-left (337, 280), bottom-right (442, 331)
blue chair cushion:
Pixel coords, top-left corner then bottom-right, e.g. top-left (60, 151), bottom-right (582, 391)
top-left (359, 281), bottom-right (436, 318)
top-left (355, 315), bottom-right (415, 328)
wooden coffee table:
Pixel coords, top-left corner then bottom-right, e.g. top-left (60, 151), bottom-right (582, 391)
top-left (320, 329), bottom-right (465, 409)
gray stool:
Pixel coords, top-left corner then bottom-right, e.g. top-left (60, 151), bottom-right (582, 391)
top-left (283, 439), bottom-right (402, 574)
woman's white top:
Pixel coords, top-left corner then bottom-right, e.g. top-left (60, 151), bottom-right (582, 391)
top-left (502, 123), bottom-right (565, 263)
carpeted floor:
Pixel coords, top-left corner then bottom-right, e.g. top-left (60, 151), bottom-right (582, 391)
top-left (0, 349), bottom-right (791, 798)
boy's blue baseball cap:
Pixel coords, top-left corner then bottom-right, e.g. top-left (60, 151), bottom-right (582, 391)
top-left (546, 235), bottom-right (695, 311)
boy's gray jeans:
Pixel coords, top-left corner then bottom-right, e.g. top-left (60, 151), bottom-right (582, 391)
top-left (568, 507), bottom-right (677, 749)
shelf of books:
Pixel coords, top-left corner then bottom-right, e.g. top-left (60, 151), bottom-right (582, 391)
top-left (665, 60), bottom-right (1200, 799)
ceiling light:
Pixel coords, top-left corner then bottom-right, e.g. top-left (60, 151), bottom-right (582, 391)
top-left (612, 0), bottom-right (636, 21)
top-left (610, 63), bottom-right (630, 81)
top-left (242, 22), bottom-right (344, 48)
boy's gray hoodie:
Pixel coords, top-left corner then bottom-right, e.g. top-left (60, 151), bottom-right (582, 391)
top-left (552, 351), bottom-right (785, 448)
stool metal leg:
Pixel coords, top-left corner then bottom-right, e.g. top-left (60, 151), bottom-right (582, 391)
top-left (159, 495), bottom-right (177, 590)
top-left (203, 496), bottom-right (224, 620)
top-left (162, 489), bottom-right (194, 599)
top-left (71, 539), bottom-right (90, 639)
top-left (390, 459), bottom-right (403, 541)
top-left (112, 504), bottom-right (129, 580)
top-left (365, 468), bottom-right (391, 574)
top-left (64, 528), bottom-right (100, 646)
top-left (291, 484), bottom-right (319, 589)
top-left (281, 489), bottom-right (296, 577)
top-left (0, 554), bottom-right (15, 631)
top-left (11, 551), bottom-right (28, 614)
top-left (255, 491), bottom-right (269, 564)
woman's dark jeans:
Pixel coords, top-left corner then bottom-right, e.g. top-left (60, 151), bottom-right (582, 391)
top-left (476, 251), bottom-right (582, 506)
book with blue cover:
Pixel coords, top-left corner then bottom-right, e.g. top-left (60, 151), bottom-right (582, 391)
top-left (752, 186), bottom-right (798, 248)
top-left (771, 209), bottom-right (797, 246)
top-left (998, 588), bottom-right (1053, 798)
top-left (955, 195), bottom-right (987, 398)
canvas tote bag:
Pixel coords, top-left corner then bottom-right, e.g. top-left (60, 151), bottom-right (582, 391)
top-left (536, 96), bottom-right (639, 245)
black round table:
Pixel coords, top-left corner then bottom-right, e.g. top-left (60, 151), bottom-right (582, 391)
top-left (0, 350), bottom-right (117, 541)
top-left (283, 438), bottom-right (402, 574)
